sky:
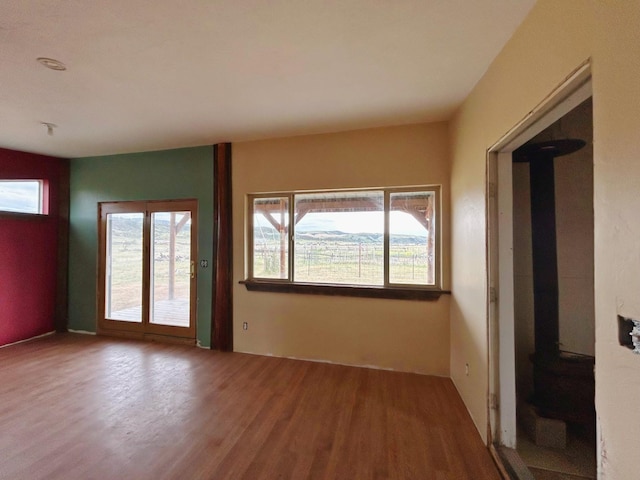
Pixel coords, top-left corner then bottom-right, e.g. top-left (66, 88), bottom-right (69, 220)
top-left (1, 181), bottom-right (424, 236)
top-left (0, 181), bottom-right (40, 213)
top-left (258, 211), bottom-right (427, 236)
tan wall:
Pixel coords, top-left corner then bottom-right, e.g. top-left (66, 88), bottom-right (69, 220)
top-left (232, 123), bottom-right (451, 375)
top-left (592, 2), bottom-right (640, 478)
top-left (452, 0), bottom-right (640, 477)
top-left (450, 0), bottom-right (592, 443)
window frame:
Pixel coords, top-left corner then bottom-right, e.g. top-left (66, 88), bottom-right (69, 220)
top-left (244, 186), bottom-right (444, 299)
top-left (0, 179), bottom-right (45, 216)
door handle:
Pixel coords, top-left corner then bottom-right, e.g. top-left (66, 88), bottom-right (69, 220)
top-left (191, 260), bottom-right (195, 279)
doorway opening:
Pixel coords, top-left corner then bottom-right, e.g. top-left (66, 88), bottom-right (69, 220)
top-left (487, 63), bottom-right (595, 479)
top-left (97, 199), bottom-right (198, 343)
top-left (513, 99), bottom-right (595, 478)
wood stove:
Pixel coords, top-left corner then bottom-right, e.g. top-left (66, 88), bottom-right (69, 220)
top-left (514, 139), bottom-right (595, 424)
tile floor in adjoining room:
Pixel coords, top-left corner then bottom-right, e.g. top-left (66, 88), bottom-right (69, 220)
top-left (517, 423), bottom-right (596, 480)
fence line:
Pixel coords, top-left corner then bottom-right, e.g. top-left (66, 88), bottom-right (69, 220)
top-left (253, 241), bottom-right (432, 284)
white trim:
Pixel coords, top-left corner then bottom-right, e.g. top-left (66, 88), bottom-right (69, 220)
top-left (0, 330), bottom-right (55, 349)
top-left (486, 60), bottom-right (593, 448)
top-left (486, 151), bottom-right (500, 444)
top-left (67, 329), bottom-right (97, 335)
top-left (491, 60), bottom-right (592, 153)
top-left (497, 151), bottom-right (516, 448)
top-left (235, 349), bottom-right (449, 377)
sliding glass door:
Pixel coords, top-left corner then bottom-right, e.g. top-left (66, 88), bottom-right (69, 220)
top-left (98, 200), bottom-right (197, 340)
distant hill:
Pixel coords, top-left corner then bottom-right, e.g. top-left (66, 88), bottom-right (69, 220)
top-left (253, 229), bottom-right (427, 245)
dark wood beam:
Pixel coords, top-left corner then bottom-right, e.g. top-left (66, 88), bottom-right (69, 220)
top-left (212, 143), bottom-right (233, 351)
top-left (55, 158), bottom-right (70, 332)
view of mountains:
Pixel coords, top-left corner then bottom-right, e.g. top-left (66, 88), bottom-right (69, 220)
top-left (254, 228), bottom-right (427, 245)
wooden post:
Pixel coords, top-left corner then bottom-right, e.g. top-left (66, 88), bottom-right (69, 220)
top-left (56, 158), bottom-right (70, 332)
top-left (212, 143), bottom-right (233, 351)
top-left (529, 155), bottom-right (560, 355)
top-left (426, 196), bottom-right (435, 284)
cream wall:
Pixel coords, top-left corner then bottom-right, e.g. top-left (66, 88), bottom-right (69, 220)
top-left (232, 123), bottom-right (451, 375)
top-left (452, 0), bottom-right (640, 477)
top-left (450, 0), bottom-right (591, 444)
top-left (592, 2), bottom-right (640, 478)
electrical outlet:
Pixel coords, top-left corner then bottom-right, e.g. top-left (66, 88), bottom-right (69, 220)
top-left (242, 322), bottom-right (248, 331)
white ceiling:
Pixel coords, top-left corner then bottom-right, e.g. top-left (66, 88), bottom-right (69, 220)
top-left (0, 0), bottom-right (536, 158)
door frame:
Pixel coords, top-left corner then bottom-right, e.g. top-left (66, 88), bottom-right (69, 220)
top-left (486, 61), bottom-right (593, 448)
top-left (97, 198), bottom-right (198, 342)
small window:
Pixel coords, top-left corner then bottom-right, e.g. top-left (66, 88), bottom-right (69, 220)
top-left (389, 190), bottom-right (436, 285)
top-left (247, 186), bottom-right (440, 290)
top-left (0, 180), bottom-right (44, 214)
top-left (252, 196), bottom-right (290, 279)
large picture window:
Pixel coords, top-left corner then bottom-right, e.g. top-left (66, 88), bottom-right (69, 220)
top-left (247, 186), bottom-right (440, 292)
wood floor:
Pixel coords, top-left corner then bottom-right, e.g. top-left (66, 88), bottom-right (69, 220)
top-left (0, 334), bottom-right (501, 480)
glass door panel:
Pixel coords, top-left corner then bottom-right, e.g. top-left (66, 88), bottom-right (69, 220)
top-left (150, 211), bottom-right (192, 327)
top-left (99, 199), bottom-right (197, 341)
top-left (105, 212), bottom-right (144, 322)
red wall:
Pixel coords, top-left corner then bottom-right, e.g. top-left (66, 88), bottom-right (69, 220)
top-left (0, 148), bottom-right (68, 346)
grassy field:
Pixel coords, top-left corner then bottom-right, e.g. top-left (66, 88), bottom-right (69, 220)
top-left (254, 235), bottom-right (433, 285)
top-left (106, 215), bottom-right (191, 315)
top-left (106, 217), bottom-right (432, 318)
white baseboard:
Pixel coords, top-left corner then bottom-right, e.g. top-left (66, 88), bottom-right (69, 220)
top-left (0, 330), bottom-right (56, 349)
top-left (67, 329), bottom-right (97, 335)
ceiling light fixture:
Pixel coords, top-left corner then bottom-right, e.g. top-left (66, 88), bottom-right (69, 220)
top-left (42, 122), bottom-right (57, 136)
top-left (37, 57), bottom-right (66, 71)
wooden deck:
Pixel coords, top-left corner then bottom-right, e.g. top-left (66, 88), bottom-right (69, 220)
top-left (110, 298), bottom-right (189, 327)
top-left (0, 334), bottom-right (501, 480)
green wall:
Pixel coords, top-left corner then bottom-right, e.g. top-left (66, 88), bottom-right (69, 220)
top-left (68, 146), bottom-right (214, 346)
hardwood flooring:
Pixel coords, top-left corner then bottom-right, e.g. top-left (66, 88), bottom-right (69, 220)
top-left (0, 334), bottom-right (500, 480)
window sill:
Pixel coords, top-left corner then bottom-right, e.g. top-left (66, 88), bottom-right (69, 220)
top-left (239, 280), bottom-right (450, 301)
top-left (0, 211), bottom-right (48, 221)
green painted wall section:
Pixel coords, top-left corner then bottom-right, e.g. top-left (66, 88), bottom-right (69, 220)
top-left (68, 146), bottom-right (214, 346)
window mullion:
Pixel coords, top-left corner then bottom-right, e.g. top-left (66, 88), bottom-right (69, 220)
top-left (289, 193), bottom-right (295, 282)
top-left (142, 207), bottom-right (152, 327)
top-left (383, 189), bottom-right (390, 287)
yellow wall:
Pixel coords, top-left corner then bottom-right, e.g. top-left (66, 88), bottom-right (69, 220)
top-left (592, 2), bottom-right (640, 478)
top-left (232, 123), bottom-right (451, 375)
top-left (450, 0), bottom-right (592, 442)
top-left (451, 0), bottom-right (640, 476)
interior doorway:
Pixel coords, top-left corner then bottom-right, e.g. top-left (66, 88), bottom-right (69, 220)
top-left (512, 99), bottom-right (595, 479)
top-left (97, 199), bottom-right (198, 342)
top-left (487, 64), bottom-right (595, 479)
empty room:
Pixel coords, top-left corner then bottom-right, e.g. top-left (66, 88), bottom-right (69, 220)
top-left (1, 1), bottom-right (639, 479)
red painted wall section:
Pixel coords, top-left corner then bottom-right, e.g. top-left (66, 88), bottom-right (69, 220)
top-left (0, 148), bottom-right (67, 346)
